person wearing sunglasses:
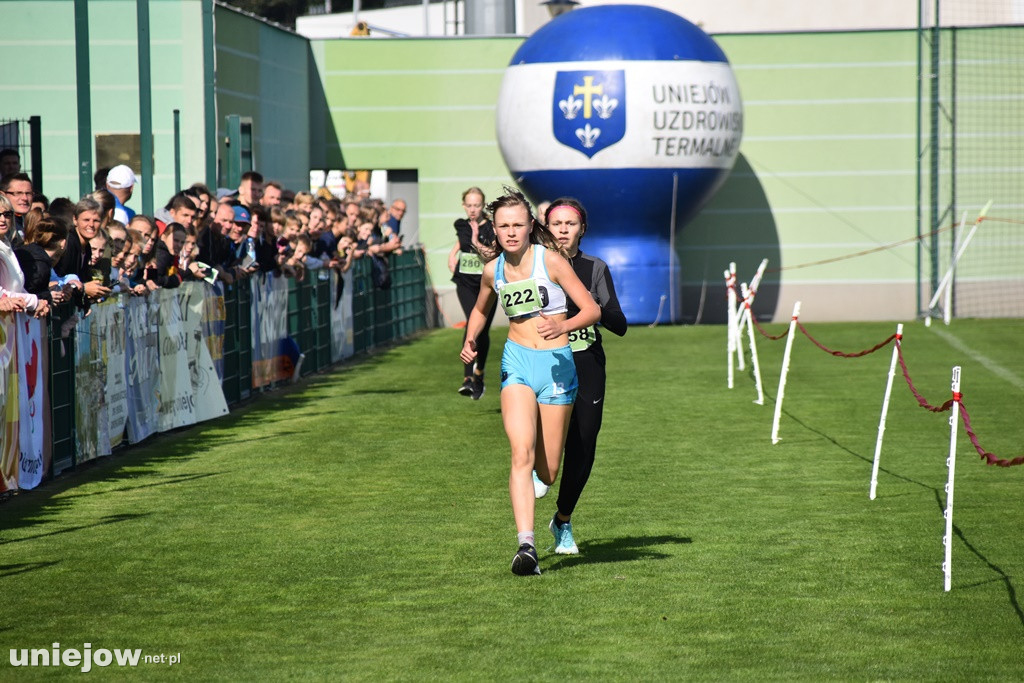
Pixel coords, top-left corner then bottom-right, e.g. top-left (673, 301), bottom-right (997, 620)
top-left (0, 192), bottom-right (46, 318)
top-left (0, 172), bottom-right (33, 247)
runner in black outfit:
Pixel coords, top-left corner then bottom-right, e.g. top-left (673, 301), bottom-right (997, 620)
top-left (448, 187), bottom-right (498, 400)
top-left (542, 198), bottom-right (627, 554)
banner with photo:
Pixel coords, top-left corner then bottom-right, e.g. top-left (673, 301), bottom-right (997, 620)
top-left (16, 316), bottom-right (46, 490)
top-left (74, 305), bottom-right (109, 462)
top-left (201, 282), bottom-right (227, 381)
top-left (183, 283), bottom-right (228, 423)
top-left (330, 270), bottom-right (355, 363)
top-left (125, 295), bottom-right (161, 444)
top-left (250, 273), bottom-right (290, 388)
top-left (157, 288), bottom-right (196, 432)
top-left (104, 298), bottom-right (129, 452)
top-left (0, 317), bottom-right (18, 492)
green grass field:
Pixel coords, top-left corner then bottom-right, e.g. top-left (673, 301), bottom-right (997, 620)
top-left (2, 321), bottom-right (1023, 680)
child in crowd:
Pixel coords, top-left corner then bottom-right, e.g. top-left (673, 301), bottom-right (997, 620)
top-left (283, 234), bottom-right (311, 280)
top-left (14, 218), bottom-right (69, 304)
top-left (88, 228), bottom-right (111, 287)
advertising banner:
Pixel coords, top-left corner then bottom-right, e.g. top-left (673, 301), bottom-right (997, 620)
top-left (125, 296), bottom-right (161, 444)
top-left (157, 288), bottom-right (196, 432)
top-left (330, 270), bottom-right (354, 363)
top-left (16, 316), bottom-right (45, 490)
top-left (251, 274), bottom-right (290, 387)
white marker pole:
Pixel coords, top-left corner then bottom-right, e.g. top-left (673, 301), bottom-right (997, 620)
top-left (942, 365), bottom-right (961, 592)
top-left (926, 201), bottom-right (991, 327)
top-left (943, 220), bottom-right (959, 327)
top-left (771, 301), bottom-right (801, 444)
top-left (869, 323), bottom-right (903, 500)
top-left (741, 282), bottom-right (765, 405)
top-left (735, 258), bottom-right (768, 332)
top-left (730, 263), bottom-right (745, 372)
top-left (725, 268), bottom-right (736, 389)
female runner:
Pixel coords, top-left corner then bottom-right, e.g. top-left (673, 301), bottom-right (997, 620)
top-left (449, 187), bottom-right (498, 400)
top-left (540, 198), bottom-right (627, 555)
top-left (460, 190), bottom-right (600, 576)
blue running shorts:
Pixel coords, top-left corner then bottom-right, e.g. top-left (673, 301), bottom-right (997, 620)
top-left (500, 339), bottom-right (578, 405)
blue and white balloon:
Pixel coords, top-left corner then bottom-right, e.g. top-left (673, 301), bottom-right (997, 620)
top-left (496, 5), bottom-right (743, 323)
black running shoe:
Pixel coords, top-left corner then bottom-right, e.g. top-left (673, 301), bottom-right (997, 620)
top-left (471, 374), bottom-right (485, 400)
top-left (458, 377), bottom-right (473, 396)
top-left (511, 543), bottom-right (541, 576)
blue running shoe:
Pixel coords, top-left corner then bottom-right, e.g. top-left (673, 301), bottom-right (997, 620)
top-left (511, 543), bottom-right (541, 576)
top-left (549, 515), bottom-right (579, 555)
top-left (532, 470), bottom-right (549, 499)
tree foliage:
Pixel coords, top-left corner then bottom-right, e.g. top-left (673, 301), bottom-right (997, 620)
top-left (228, 0), bottom-right (315, 28)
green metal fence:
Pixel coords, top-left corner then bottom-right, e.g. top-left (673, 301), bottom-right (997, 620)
top-left (42, 250), bottom-right (429, 480)
top-left (287, 273), bottom-right (332, 378)
top-left (46, 303), bottom-right (77, 476)
top-left (350, 252), bottom-right (428, 353)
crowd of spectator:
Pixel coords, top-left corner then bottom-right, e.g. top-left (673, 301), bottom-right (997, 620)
top-left (0, 150), bottom-right (409, 319)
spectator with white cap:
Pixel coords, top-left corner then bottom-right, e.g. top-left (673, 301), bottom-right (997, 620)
top-left (106, 164), bottom-right (137, 225)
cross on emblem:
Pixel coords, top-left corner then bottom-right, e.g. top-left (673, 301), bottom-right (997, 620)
top-left (552, 70), bottom-right (626, 158)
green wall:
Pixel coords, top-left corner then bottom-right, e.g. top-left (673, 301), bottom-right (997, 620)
top-left (309, 37), bottom-right (522, 315)
top-left (0, 1), bottom-right (309, 206)
top-left (214, 5), bottom-right (311, 193)
top-left (0, 0), bottom-right (208, 206)
top-left (685, 30), bottom-right (920, 321)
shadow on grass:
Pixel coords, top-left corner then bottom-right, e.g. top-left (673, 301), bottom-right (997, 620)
top-left (776, 399), bottom-right (1023, 630)
top-left (0, 561), bottom-right (61, 578)
top-left (0, 344), bottom-right (408, 542)
top-left (543, 534), bottom-right (692, 572)
top-left (779, 405), bottom-right (935, 493)
top-left (56, 471), bottom-right (227, 501)
top-left (0, 512), bottom-right (150, 546)
top-left (931, 490), bottom-right (1024, 629)
top-left (343, 388), bottom-right (412, 395)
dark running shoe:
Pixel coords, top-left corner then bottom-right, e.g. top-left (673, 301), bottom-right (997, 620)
top-left (471, 374), bottom-right (485, 400)
top-left (511, 543), bottom-right (541, 576)
top-left (458, 377), bottom-right (474, 396)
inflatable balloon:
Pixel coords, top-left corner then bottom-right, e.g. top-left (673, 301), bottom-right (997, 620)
top-left (496, 4), bottom-right (743, 322)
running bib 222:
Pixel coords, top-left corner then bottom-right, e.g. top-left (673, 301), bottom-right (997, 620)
top-left (499, 278), bottom-right (542, 318)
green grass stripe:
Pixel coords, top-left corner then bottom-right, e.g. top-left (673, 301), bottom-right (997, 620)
top-left (2, 322), bottom-right (1023, 679)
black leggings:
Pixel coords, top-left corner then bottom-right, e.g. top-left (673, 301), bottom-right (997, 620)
top-left (455, 276), bottom-right (496, 376)
top-left (556, 350), bottom-right (606, 518)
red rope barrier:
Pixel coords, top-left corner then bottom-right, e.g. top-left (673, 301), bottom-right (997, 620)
top-left (895, 342), bottom-right (955, 413)
top-left (958, 401), bottom-right (1024, 467)
top-left (796, 322), bottom-right (897, 358)
top-left (750, 314), bottom-right (790, 340)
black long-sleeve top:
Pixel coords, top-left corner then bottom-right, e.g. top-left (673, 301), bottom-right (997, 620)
top-left (14, 243), bottom-right (54, 302)
top-left (144, 241), bottom-right (183, 289)
top-left (565, 249), bottom-right (627, 363)
top-left (451, 217), bottom-right (495, 285)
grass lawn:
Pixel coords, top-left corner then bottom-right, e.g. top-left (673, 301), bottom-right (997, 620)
top-left (2, 320), bottom-right (1023, 680)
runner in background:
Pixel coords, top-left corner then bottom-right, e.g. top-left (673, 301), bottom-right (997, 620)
top-left (448, 187), bottom-right (498, 400)
top-left (539, 198), bottom-right (628, 555)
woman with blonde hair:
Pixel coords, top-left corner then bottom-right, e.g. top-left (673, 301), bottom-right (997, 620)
top-left (0, 193), bottom-right (46, 317)
top-left (460, 188), bottom-right (599, 576)
top-left (449, 187), bottom-right (498, 400)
